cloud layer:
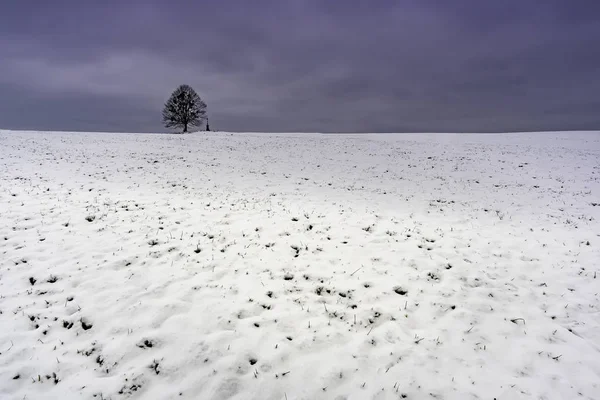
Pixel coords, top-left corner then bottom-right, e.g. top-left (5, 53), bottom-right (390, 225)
top-left (1, 0), bottom-right (599, 132)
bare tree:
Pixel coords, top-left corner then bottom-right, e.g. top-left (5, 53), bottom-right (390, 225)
top-left (162, 85), bottom-right (207, 133)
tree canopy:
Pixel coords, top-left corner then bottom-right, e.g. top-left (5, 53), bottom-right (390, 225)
top-left (162, 85), bottom-right (207, 133)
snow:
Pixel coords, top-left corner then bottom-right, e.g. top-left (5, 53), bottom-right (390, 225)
top-left (0, 129), bottom-right (599, 400)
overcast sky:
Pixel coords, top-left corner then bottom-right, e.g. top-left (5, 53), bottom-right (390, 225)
top-left (1, 0), bottom-right (599, 133)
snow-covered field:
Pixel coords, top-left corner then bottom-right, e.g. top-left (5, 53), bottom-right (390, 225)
top-left (0, 130), bottom-right (599, 400)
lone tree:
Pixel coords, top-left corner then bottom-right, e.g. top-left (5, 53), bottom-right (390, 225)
top-left (162, 85), bottom-right (207, 133)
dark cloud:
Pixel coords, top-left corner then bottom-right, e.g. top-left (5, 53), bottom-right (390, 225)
top-left (0, 83), bottom-right (158, 132)
top-left (0, 0), bottom-right (599, 132)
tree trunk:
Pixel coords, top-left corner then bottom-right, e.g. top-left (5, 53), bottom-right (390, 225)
top-left (183, 123), bottom-right (188, 133)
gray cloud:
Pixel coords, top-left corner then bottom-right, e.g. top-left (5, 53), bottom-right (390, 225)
top-left (1, 0), bottom-right (599, 132)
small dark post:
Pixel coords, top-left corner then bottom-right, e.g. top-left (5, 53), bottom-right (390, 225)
top-left (206, 118), bottom-right (210, 132)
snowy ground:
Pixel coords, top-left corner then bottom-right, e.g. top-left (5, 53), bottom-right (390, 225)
top-left (0, 130), bottom-right (599, 400)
